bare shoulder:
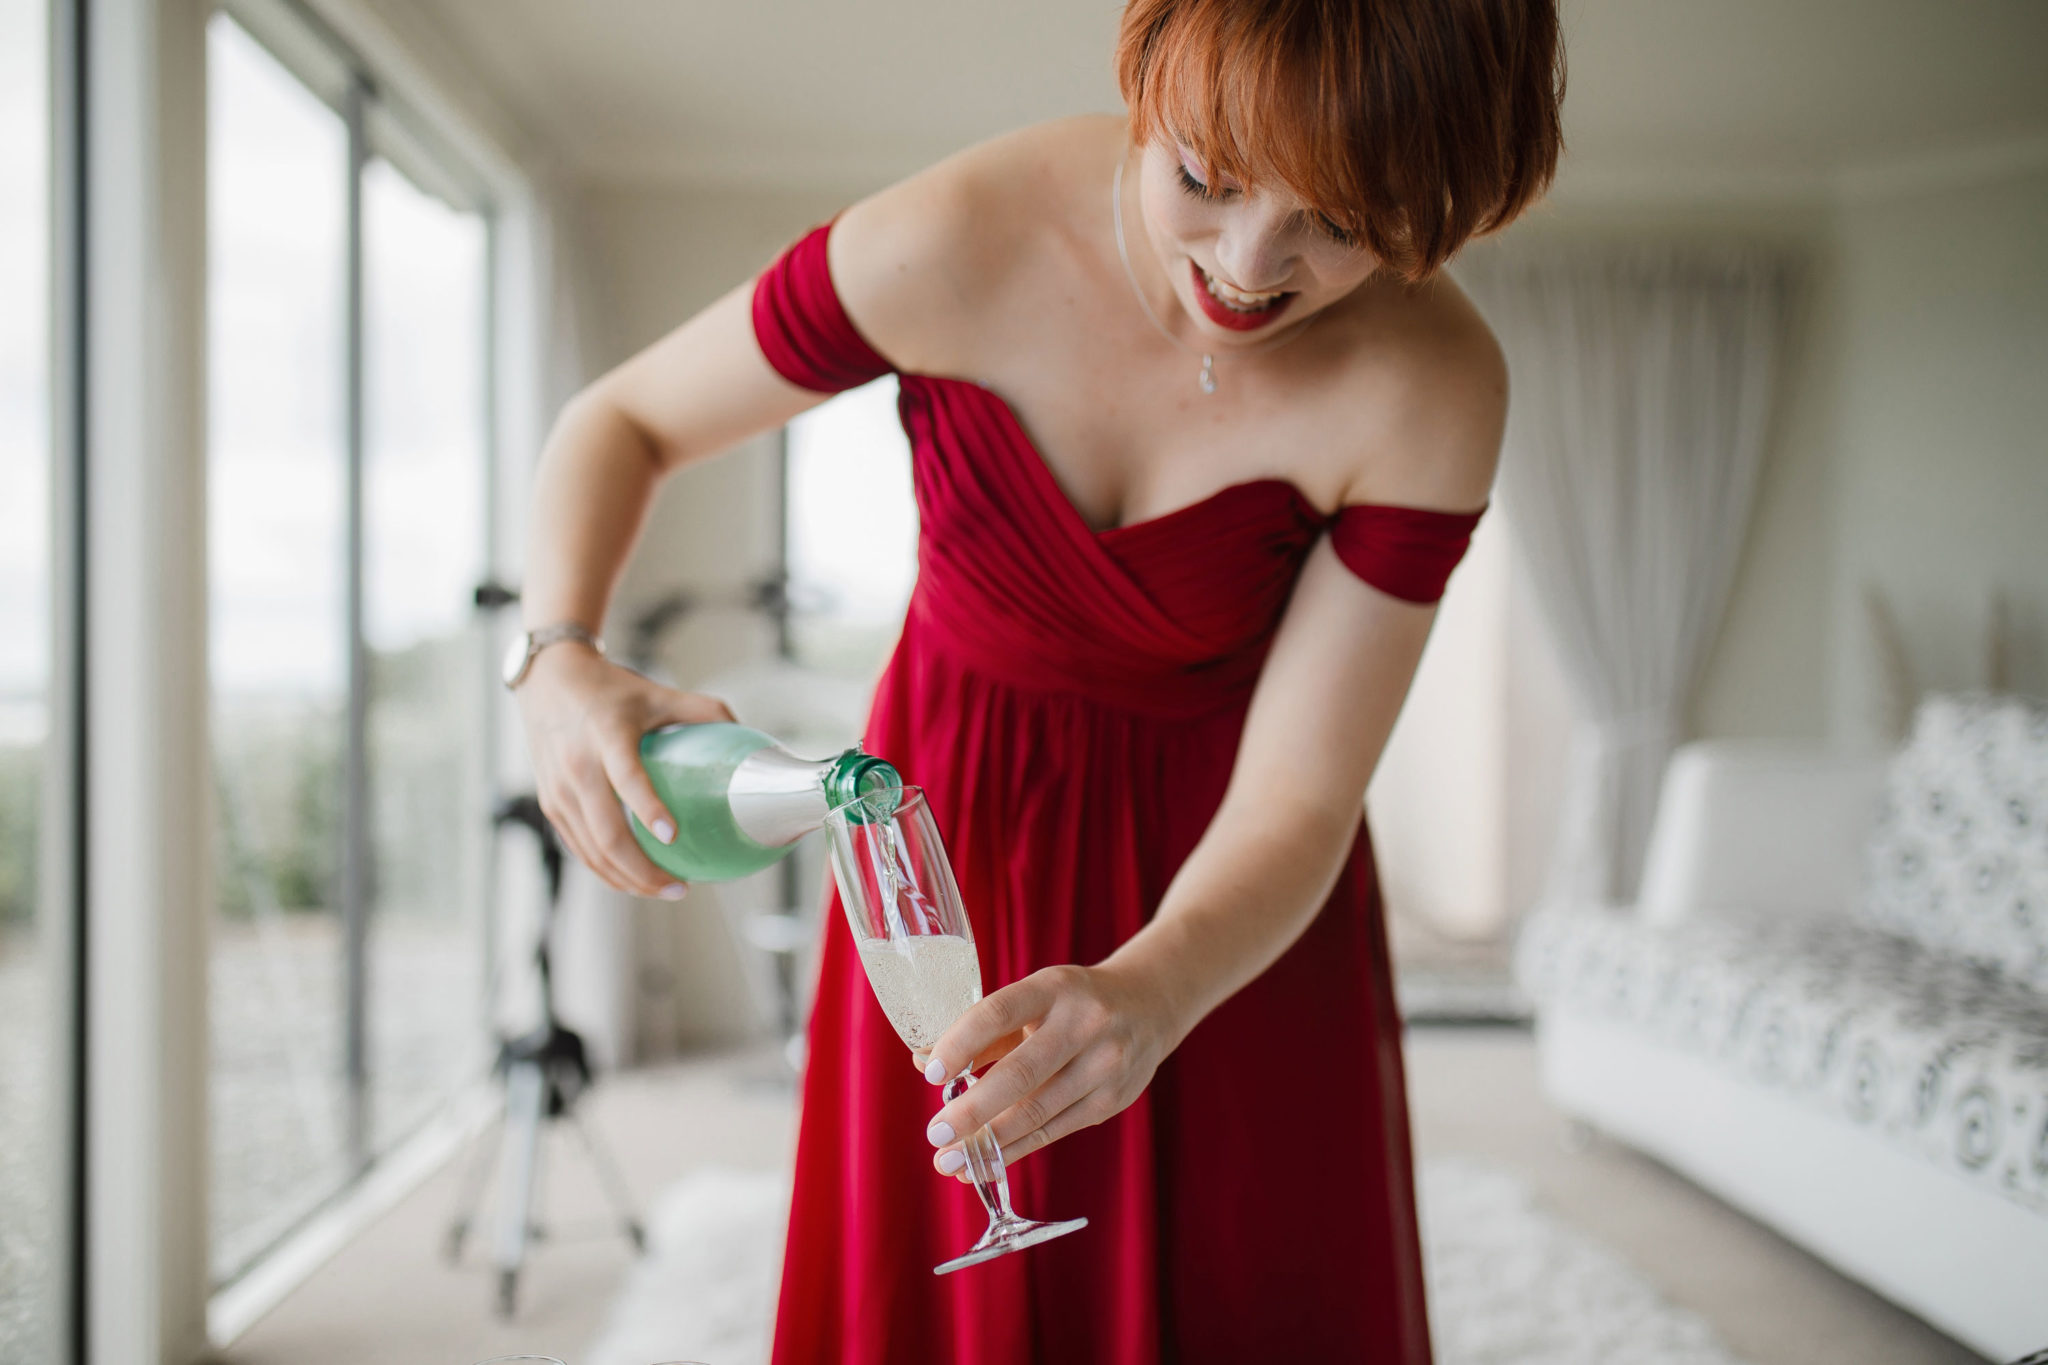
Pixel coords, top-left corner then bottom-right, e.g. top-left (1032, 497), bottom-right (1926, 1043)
top-left (1334, 274), bottom-right (1507, 512)
top-left (828, 117), bottom-right (1119, 374)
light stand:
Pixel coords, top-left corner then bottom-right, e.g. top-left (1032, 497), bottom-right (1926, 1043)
top-left (444, 795), bottom-right (646, 1319)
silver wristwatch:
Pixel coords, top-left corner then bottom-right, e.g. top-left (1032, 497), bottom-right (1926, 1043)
top-left (501, 622), bottom-right (605, 690)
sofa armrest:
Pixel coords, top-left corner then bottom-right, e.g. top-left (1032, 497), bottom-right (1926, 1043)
top-left (1636, 742), bottom-right (1888, 929)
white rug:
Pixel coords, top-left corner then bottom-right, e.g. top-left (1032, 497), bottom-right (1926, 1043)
top-left (586, 1159), bottom-right (1756, 1365)
top-left (1419, 1158), bottom-right (1754, 1365)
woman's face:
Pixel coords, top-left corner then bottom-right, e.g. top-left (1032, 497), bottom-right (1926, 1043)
top-left (1133, 135), bottom-right (1378, 348)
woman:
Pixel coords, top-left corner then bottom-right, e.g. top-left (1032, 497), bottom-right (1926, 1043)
top-left (514, 0), bottom-right (1561, 1358)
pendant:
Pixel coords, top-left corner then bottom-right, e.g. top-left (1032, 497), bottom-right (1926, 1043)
top-left (1198, 354), bottom-right (1216, 395)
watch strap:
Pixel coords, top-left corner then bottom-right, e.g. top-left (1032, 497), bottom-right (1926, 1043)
top-left (531, 621), bottom-right (604, 656)
top-left (505, 621), bottom-right (605, 689)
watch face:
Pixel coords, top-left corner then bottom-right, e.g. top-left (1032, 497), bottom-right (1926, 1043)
top-left (501, 632), bottom-right (533, 687)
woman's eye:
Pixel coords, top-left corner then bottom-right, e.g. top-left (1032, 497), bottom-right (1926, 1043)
top-left (1318, 215), bottom-right (1360, 248)
top-left (1174, 163), bottom-right (1221, 201)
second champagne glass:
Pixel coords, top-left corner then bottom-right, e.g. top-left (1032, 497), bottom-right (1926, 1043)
top-left (826, 787), bottom-right (1089, 1274)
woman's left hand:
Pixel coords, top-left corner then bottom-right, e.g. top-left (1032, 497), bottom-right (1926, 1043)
top-left (918, 962), bottom-right (1183, 1180)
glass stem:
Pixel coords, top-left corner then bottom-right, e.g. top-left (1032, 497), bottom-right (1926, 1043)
top-left (944, 1070), bottom-right (1017, 1227)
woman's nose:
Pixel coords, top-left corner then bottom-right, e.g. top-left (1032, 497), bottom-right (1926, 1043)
top-left (1211, 211), bottom-right (1296, 292)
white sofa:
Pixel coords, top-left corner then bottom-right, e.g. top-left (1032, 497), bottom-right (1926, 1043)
top-left (1517, 695), bottom-right (2048, 1361)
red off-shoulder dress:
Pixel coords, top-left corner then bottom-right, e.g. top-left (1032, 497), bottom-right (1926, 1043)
top-left (756, 224), bottom-right (1478, 1365)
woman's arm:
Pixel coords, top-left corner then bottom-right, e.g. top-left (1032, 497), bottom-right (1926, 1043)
top-left (514, 284), bottom-right (833, 897)
top-left (517, 147), bottom-right (1010, 897)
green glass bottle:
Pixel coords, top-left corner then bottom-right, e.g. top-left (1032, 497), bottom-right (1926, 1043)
top-left (628, 722), bottom-right (902, 883)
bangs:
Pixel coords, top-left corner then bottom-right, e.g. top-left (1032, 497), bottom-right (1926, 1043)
top-left (1125, 5), bottom-right (1369, 240)
top-left (1116, 0), bottom-right (1564, 282)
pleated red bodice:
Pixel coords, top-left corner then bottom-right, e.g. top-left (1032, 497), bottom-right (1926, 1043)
top-left (761, 223), bottom-right (1472, 1365)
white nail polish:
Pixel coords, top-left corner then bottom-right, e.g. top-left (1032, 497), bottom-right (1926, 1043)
top-left (658, 882), bottom-right (689, 901)
top-left (652, 818), bottom-right (676, 845)
top-left (924, 1057), bottom-right (948, 1084)
top-left (927, 1120), bottom-right (955, 1147)
top-left (937, 1148), bottom-right (967, 1175)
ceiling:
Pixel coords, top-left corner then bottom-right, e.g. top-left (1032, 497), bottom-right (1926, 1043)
top-left (404, 0), bottom-right (2048, 194)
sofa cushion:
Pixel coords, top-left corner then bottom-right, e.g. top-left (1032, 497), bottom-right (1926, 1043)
top-left (1636, 743), bottom-right (1887, 929)
top-left (1862, 693), bottom-right (2048, 990)
top-left (1518, 902), bottom-right (2048, 1218)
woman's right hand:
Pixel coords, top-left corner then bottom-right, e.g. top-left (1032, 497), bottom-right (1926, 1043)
top-left (514, 641), bottom-right (737, 899)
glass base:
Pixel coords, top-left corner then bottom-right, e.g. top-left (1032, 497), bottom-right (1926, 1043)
top-left (933, 1215), bottom-right (1089, 1275)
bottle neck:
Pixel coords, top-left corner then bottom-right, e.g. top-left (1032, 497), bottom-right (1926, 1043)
top-left (823, 750), bottom-right (903, 821)
top-left (728, 745), bottom-right (901, 847)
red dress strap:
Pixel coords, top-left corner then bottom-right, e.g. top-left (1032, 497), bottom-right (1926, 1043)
top-left (1329, 503), bottom-right (1486, 604)
top-left (752, 222), bottom-right (894, 393)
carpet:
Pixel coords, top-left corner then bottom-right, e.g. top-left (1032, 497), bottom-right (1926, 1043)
top-left (585, 1158), bottom-right (1756, 1365)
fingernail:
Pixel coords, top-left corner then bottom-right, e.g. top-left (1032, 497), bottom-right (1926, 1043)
top-left (658, 882), bottom-right (689, 901)
top-left (924, 1057), bottom-right (948, 1085)
top-left (927, 1120), bottom-right (955, 1147)
top-left (652, 818), bottom-right (676, 845)
top-left (936, 1148), bottom-right (967, 1175)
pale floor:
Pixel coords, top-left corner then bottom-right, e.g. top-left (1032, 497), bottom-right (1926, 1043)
top-left (216, 1028), bottom-right (1991, 1365)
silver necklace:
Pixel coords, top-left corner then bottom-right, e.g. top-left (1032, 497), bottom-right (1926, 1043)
top-left (1110, 152), bottom-right (1315, 396)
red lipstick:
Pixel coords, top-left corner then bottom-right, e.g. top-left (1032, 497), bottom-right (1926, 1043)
top-left (1189, 261), bottom-right (1294, 332)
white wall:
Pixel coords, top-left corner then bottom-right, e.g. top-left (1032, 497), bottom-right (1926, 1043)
top-left (1828, 165), bottom-right (2048, 745)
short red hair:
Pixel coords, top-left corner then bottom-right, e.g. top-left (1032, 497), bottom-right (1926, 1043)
top-left (1116, 0), bottom-right (1564, 282)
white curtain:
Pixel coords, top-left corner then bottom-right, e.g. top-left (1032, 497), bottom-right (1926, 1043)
top-left (1462, 248), bottom-right (1791, 906)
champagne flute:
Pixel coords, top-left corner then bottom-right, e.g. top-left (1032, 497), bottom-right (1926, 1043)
top-left (825, 786), bottom-right (1088, 1275)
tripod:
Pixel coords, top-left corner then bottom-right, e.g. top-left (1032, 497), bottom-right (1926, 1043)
top-left (445, 794), bottom-right (647, 1318)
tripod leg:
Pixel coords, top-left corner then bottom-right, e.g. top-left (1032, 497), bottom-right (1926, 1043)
top-left (774, 936), bottom-right (797, 1040)
top-left (565, 1108), bottom-right (647, 1253)
top-left (492, 1060), bottom-right (547, 1318)
top-left (443, 1108), bottom-right (504, 1264)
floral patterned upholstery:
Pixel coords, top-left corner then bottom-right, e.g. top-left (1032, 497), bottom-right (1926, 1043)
top-left (1517, 904), bottom-right (2048, 1217)
top-left (1518, 694), bottom-right (2048, 1223)
top-left (1861, 694), bottom-right (2048, 991)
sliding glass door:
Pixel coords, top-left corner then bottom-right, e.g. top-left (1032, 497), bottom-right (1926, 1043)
top-left (206, 10), bottom-right (495, 1285)
top-left (0, 0), bottom-right (59, 1354)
